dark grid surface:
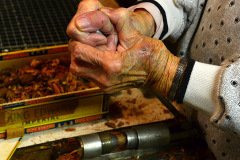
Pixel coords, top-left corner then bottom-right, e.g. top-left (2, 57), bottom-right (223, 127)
top-left (0, 0), bottom-right (80, 53)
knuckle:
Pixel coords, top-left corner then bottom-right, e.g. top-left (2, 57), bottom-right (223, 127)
top-left (66, 24), bottom-right (75, 37)
top-left (69, 65), bottom-right (76, 73)
top-left (105, 60), bottom-right (122, 75)
top-left (113, 62), bottom-right (122, 73)
top-left (70, 65), bottom-right (86, 78)
top-left (72, 45), bottom-right (80, 55)
top-left (70, 65), bottom-right (79, 76)
top-left (77, 1), bottom-right (84, 10)
top-left (69, 42), bottom-right (80, 56)
top-left (117, 8), bottom-right (129, 17)
top-left (67, 42), bottom-right (72, 52)
top-left (81, 35), bottom-right (97, 46)
top-left (79, 36), bottom-right (91, 45)
top-left (79, 35), bottom-right (88, 43)
top-left (96, 77), bottom-right (110, 89)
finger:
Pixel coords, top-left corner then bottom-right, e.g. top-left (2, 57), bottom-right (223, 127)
top-left (83, 33), bottom-right (108, 46)
top-left (68, 10), bottom-right (117, 46)
top-left (68, 0), bottom-right (102, 36)
top-left (70, 56), bottom-right (108, 89)
top-left (76, 10), bottom-right (116, 35)
top-left (68, 28), bottom-right (107, 46)
top-left (95, 45), bottom-right (111, 51)
top-left (70, 57), bottom-right (93, 78)
top-left (67, 17), bottom-right (108, 46)
top-left (106, 34), bottom-right (118, 51)
top-left (102, 8), bottom-right (141, 50)
top-left (67, 0), bottom-right (106, 46)
top-left (70, 53), bottom-right (99, 78)
top-left (102, 8), bottom-right (135, 36)
top-left (68, 40), bottom-right (103, 65)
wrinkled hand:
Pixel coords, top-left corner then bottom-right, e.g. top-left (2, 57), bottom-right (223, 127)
top-left (67, 0), bottom-right (155, 52)
top-left (69, 34), bottom-right (177, 95)
top-left (69, 35), bottom-right (151, 94)
top-left (67, 0), bottom-right (179, 96)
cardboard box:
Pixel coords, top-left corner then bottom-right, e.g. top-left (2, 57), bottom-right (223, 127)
top-left (0, 45), bottom-right (108, 139)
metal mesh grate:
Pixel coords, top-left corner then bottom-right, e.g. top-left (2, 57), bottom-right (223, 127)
top-left (0, 0), bottom-right (80, 53)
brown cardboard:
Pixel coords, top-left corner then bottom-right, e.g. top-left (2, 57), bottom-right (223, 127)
top-left (0, 99), bottom-right (78, 127)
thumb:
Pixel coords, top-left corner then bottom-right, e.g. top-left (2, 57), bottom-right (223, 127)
top-left (101, 8), bottom-right (141, 50)
top-left (101, 8), bottom-right (137, 36)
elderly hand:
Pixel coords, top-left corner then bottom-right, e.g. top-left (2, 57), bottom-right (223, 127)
top-left (68, 0), bottom-right (180, 97)
top-left (66, 0), bottom-right (117, 51)
top-left (67, 0), bottom-right (155, 52)
top-left (69, 34), bottom-right (180, 96)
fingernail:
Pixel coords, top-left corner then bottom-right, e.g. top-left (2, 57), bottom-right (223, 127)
top-left (76, 17), bottom-right (90, 28)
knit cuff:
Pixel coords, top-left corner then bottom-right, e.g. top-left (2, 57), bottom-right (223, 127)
top-left (180, 61), bottom-right (222, 115)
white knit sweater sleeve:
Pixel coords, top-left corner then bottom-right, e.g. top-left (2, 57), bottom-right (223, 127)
top-left (183, 62), bottom-right (222, 116)
top-left (181, 56), bottom-right (240, 134)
